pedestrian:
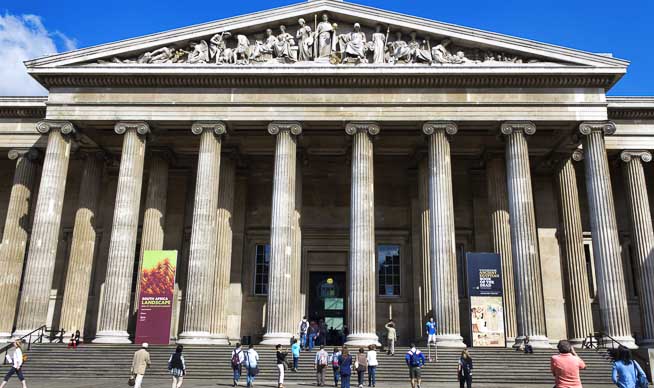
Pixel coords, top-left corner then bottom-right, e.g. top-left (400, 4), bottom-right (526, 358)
top-left (231, 342), bottom-right (245, 387)
top-left (457, 349), bottom-right (473, 388)
top-left (330, 347), bottom-right (342, 387)
top-left (130, 342), bottom-right (151, 388)
top-left (309, 321), bottom-right (319, 351)
top-left (338, 346), bottom-right (353, 388)
top-left (405, 343), bottom-right (426, 388)
top-left (611, 345), bottom-right (648, 388)
top-left (244, 344), bottom-right (259, 388)
top-left (355, 347), bottom-right (368, 388)
top-left (384, 320), bottom-right (396, 356)
top-left (168, 344), bottom-right (186, 388)
top-left (291, 338), bottom-right (301, 372)
top-left (299, 316), bottom-right (310, 350)
top-left (366, 344), bottom-right (378, 387)
top-left (425, 317), bottom-right (437, 362)
top-left (550, 340), bottom-right (585, 388)
top-left (319, 319), bottom-right (328, 346)
top-left (523, 336), bottom-right (534, 354)
top-left (0, 340), bottom-right (27, 388)
top-left (276, 344), bottom-right (288, 388)
top-left (315, 345), bottom-right (329, 386)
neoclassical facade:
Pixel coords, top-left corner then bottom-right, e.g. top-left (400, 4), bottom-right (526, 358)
top-left (0, 0), bottom-right (653, 348)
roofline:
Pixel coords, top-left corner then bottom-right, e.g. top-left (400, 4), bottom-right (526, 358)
top-left (607, 96), bottom-right (654, 120)
top-left (0, 97), bottom-right (47, 119)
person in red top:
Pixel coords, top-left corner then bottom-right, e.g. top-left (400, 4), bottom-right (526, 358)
top-left (551, 340), bottom-right (586, 388)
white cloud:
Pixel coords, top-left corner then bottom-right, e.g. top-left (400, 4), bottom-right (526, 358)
top-left (0, 13), bottom-right (77, 96)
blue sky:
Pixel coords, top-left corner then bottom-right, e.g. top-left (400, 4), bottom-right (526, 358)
top-left (1, 0), bottom-right (652, 95)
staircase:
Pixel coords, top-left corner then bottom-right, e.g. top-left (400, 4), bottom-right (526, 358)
top-left (18, 344), bottom-right (616, 385)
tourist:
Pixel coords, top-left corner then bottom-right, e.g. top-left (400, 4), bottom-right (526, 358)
top-left (338, 346), bottom-right (353, 388)
top-left (315, 345), bottom-right (329, 386)
top-left (276, 344), bottom-right (288, 388)
top-left (550, 340), bottom-right (585, 388)
top-left (130, 343), bottom-right (151, 388)
top-left (405, 343), bottom-right (426, 388)
top-left (168, 345), bottom-right (186, 388)
top-left (291, 338), bottom-right (301, 372)
top-left (385, 319), bottom-right (396, 356)
top-left (0, 340), bottom-right (27, 388)
top-left (457, 349), bottom-right (473, 388)
top-left (355, 347), bottom-right (368, 388)
top-left (299, 316), bottom-right (310, 350)
top-left (367, 344), bottom-right (378, 387)
top-left (611, 346), bottom-right (648, 388)
top-left (231, 342), bottom-right (245, 387)
top-left (309, 321), bottom-right (319, 351)
top-left (425, 317), bottom-right (437, 361)
top-left (244, 344), bottom-right (259, 388)
top-left (319, 319), bottom-right (328, 346)
top-left (523, 336), bottom-right (534, 354)
top-left (330, 347), bottom-right (342, 387)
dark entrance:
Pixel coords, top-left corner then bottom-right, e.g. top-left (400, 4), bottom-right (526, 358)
top-left (308, 271), bottom-right (346, 345)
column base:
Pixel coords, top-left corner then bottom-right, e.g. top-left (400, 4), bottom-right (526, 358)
top-left (513, 335), bottom-right (551, 349)
top-left (93, 330), bottom-right (132, 344)
top-left (505, 336), bottom-right (516, 348)
top-left (260, 332), bottom-right (293, 346)
top-left (638, 339), bottom-right (654, 348)
top-left (568, 337), bottom-right (587, 348)
top-left (208, 333), bottom-right (230, 345)
top-left (604, 335), bottom-right (638, 349)
top-left (177, 331), bottom-right (215, 345)
top-left (435, 334), bottom-right (466, 348)
top-left (345, 333), bottom-right (380, 347)
top-left (0, 332), bottom-right (15, 344)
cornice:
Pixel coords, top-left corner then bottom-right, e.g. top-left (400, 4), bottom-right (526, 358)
top-left (0, 97), bottom-right (47, 119)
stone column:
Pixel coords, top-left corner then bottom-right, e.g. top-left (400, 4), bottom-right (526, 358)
top-left (59, 150), bottom-right (104, 336)
top-left (620, 150), bottom-right (654, 346)
top-left (0, 148), bottom-right (39, 340)
top-left (417, 159), bottom-right (432, 335)
top-left (554, 152), bottom-right (594, 346)
top-left (345, 122), bottom-right (379, 346)
top-left (94, 122), bottom-right (149, 343)
top-left (292, 161), bottom-right (303, 321)
top-left (423, 122), bottom-right (465, 348)
top-left (178, 122), bottom-right (225, 344)
top-left (501, 121), bottom-right (550, 348)
top-left (210, 156), bottom-right (235, 344)
top-left (578, 122), bottom-right (635, 348)
top-left (14, 121), bottom-right (74, 336)
top-left (261, 122), bottom-right (302, 345)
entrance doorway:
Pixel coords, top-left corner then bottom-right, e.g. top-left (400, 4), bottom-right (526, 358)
top-left (308, 271), bottom-right (346, 345)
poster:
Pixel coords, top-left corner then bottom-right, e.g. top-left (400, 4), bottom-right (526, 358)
top-left (135, 250), bottom-right (178, 345)
top-left (466, 252), bottom-right (506, 347)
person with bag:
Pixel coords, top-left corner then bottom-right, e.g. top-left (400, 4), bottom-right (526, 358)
top-left (457, 349), bottom-right (473, 388)
top-left (168, 345), bottom-right (186, 388)
top-left (0, 340), bottom-right (27, 388)
top-left (130, 343), bottom-right (151, 388)
top-left (611, 346), bottom-right (648, 388)
top-left (244, 344), bottom-right (259, 388)
top-left (315, 345), bottom-right (329, 386)
top-left (299, 317), bottom-right (310, 350)
top-left (330, 347), bottom-right (342, 387)
top-left (366, 344), bottom-right (378, 387)
top-left (338, 346), bottom-right (353, 388)
top-left (276, 344), bottom-right (288, 388)
top-left (550, 340), bottom-right (585, 388)
top-left (405, 344), bottom-right (426, 388)
top-left (231, 343), bottom-right (245, 387)
top-left (355, 347), bottom-right (368, 388)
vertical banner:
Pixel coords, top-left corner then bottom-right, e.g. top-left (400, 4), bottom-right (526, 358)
top-left (466, 252), bottom-right (506, 347)
top-left (135, 250), bottom-right (178, 345)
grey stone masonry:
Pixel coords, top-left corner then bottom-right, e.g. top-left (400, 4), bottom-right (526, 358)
top-left (417, 159), bottom-right (432, 333)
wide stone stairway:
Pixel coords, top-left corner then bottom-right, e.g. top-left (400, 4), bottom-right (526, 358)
top-left (15, 344), bottom-right (617, 386)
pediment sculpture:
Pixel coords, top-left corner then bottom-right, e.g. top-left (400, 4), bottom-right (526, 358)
top-left (97, 14), bottom-right (544, 66)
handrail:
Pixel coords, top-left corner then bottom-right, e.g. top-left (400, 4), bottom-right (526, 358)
top-left (1, 325), bottom-right (47, 365)
top-left (583, 331), bottom-right (652, 383)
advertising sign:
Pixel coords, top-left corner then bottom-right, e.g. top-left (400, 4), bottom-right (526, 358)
top-left (135, 250), bottom-right (178, 345)
top-left (466, 252), bottom-right (506, 347)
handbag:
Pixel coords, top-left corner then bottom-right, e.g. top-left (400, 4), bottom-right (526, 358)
top-left (633, 362), bottom-right (649, 388)
top-left (127, 374), bottom-right (136, 387)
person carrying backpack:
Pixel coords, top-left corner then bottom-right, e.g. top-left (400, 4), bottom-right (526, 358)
top-left (405, 344), bottom-right (426, 388)
top-left (231, 343), bottom-right (245, 387)
top-left (0, 340), bottom-right (27, 388)
top-left (330, 347), bottom-right (342, 387)
top-left (315, 345), bottom-right (329, 386)
top-left (168, 345), bottom-right (186, 388)
top-left (298, 316), bottom-right (309, 350)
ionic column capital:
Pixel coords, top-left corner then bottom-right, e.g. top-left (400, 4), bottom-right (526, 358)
top-left (114, 121), bottom-right (150, 136)
top-left (579, 121), bottom-right (616, 136)
top-left (345, 122), bottom-right (380, 136)
top-left (620, 150), bottom-right (652, 163)
top-left (8, 148), bottom-right (40, 161)
top-left (191, 121), bottom-right (226, 136)
top-left (500, 121), bottom-right (536, 136)
top-left (268, 122), bottom-right (302, 136)
top-left (36, 120), bottom-right (76, 135)
top-left (422, 121), bottom-right (457, 136)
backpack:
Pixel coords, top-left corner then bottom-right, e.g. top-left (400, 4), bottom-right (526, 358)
top-left (231, 350), bottom-right (242, 368)
top-left (408, 351), bottom-right (421, 367)
top-left (301, 321), bottom-right (308, 333)
top-left (331, 353), bottom-right (340, 367)
top-left (319, 351), bottom-right (328, 366)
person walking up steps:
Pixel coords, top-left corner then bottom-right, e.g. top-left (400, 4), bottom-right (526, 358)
top-left (355, 348), bottom-right (368, 388)
top-left (551, 340), bottom-right (585, 388)
top-left (366, 344), bottom-right (378, 387)
top-left (611, 346), bottom-right (648, 388)
top-left (330, 347), bottom-right (342, 387)
top-left (231, 342), bottom-right (245, 386)
top-left (406, 343), bottom-right (426, 388)
top-left (130, 343), bottom-right (151, 388)
top-left (425, 317), bottom-right (438, 362)
top-left (385, 319), bottom-right (396, 356)
top-left (276, 344), bottom-right (288, 388)
top-left (299, 316), bottom-right (310, 350)
top-left (291, 338), bottom-right (301, 372)
top-left (457, 349), bottom-right (473, 388)
top-left (315, 345), bottom-right (329, 386)
top-left (0, 340), bottom-right (27, 388)
top-left (244, 344), bottom-right (259, 388)
top-left (338, 346), bottom-right (353, 388)
top-left (168, 345), bottom-right (186, 388)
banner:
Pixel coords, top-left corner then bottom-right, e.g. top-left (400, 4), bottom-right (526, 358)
top-left (135, 250), bottom-right (178, 345)
top-left (466, 252), bottom-right (506, 347)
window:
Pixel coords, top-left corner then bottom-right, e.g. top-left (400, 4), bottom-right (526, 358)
top-left (378, 245), bottom-right (400, 296)
top-left (254, 244), bottom-right (271, 295)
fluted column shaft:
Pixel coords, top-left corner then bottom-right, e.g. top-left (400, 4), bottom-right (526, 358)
top-left (292, 162), bottom-right (303, 321)
top-left (417, 160), bottom-right (432, 330)
top-left (345, 122), bottom-right (379, 346)
top-left (0, 149), bottom-right (39, 339)
top-left (210, 157), bottom-right (235, 344)
top-left (579, 122), bottom-right (635, 348)
top-left (262, 122), bottom-right (301, 345)
top-left (59, 151), bottom-right (104, 336)
top-left (423, 122), bottom-right (464, 347)
top-left (620, 150), bottom-right (654, 346)
top-left (14, 122), bottom-right (74, 336)
top-left (555, 155), bottom-right (594, 345)
top-left (486, 156), bottom-right (518, 343)
top-left (94, 122), bottom-right (149, 343)
top-left (179, 122), bottom-right (225, 344)
top-left (501, 122), bottom-right (549, 348)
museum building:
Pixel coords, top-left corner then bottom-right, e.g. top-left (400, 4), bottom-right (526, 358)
top-left (0, 0), bottom-right (653, 348)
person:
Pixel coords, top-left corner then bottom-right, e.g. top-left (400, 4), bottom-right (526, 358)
top-left (330, 347), bottom-right (342, 387)
top-left (309, 321), bottom-right (319, 351)
top-left (367, 344), bottom-right (378, 387)
top-left (319, 319), bottom-right (328, 347)
top-left (244, 344), bottom-right (259, 388)
top-left (168, 345), bottom-right (186, 388)
top-left (523, 336), bottom-right (534, 354)
top-left (425, 317), bottom-right (438, 361)
top-left (405, 344), bottom-right (426, 388)
top-left (0, 340), bottom-right (27, 388)
top-left (355, 347), bottom-right (368, 388)
top-left (67, 332), bottom-right (79, 349)
top-left (385, 320), bottom-right (396, 356)
top-left (130, 343), bottom-right (151, 388)
top-left (551, 340), bottom-right (585, 388)
top-left (338, 346), bottom-right (353, 388)
top-left (291, 338), bottom-right (301, 372)
top-left (315, 345), bottom-right (329, 386)
top-left (276, 344), bottom-right (288, 388)
top-left (231, 342), bottom-right (245, 387)
top-left (299, 316), bottom-right (310, 350)
top-left (458, 349), bottom-right (473, 388)
top-left (611, 346), bottom-right (648, 388)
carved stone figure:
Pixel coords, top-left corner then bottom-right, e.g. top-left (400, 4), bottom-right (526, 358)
top-left (249, 29), bottom-right (276, 62)
top-left (339, 23), bottom-right (367, 63)
top-left (188, 40), bottom-right (210, 64)
top-left (274, 25), bottom-right (296, 61)
top-left (431, 39), bottom-right (466, 64)
top-left (296, 18), bottom-right (313, 61)
top-left (209, 32), bottom-right (231, 64)
top-left (389, 32), bottom-right (411, 64)
top-left (409, 32), bottom-right (432, 64)
top-left (234, 35), bottom-right (251, 64)
top-left (314, 14), bottom-right (336, 59)
top-left (138, 46), bottom-right (174, 64)
top-left (370, 25), bottom-right (387, 64)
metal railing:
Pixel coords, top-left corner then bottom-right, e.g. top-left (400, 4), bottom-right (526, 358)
top-left (583, 331), bottom-right (652, 383)
top-left (1, 325), bottom-right (48, 365)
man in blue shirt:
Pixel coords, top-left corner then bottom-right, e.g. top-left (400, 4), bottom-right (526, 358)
top-left (425, 317), bottom-right (438, 362)
top-left (405, 344), bottom-right (426, 388)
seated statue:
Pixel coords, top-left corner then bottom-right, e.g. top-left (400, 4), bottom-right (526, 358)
top-left (338, 23), bottom-right (367, 63)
